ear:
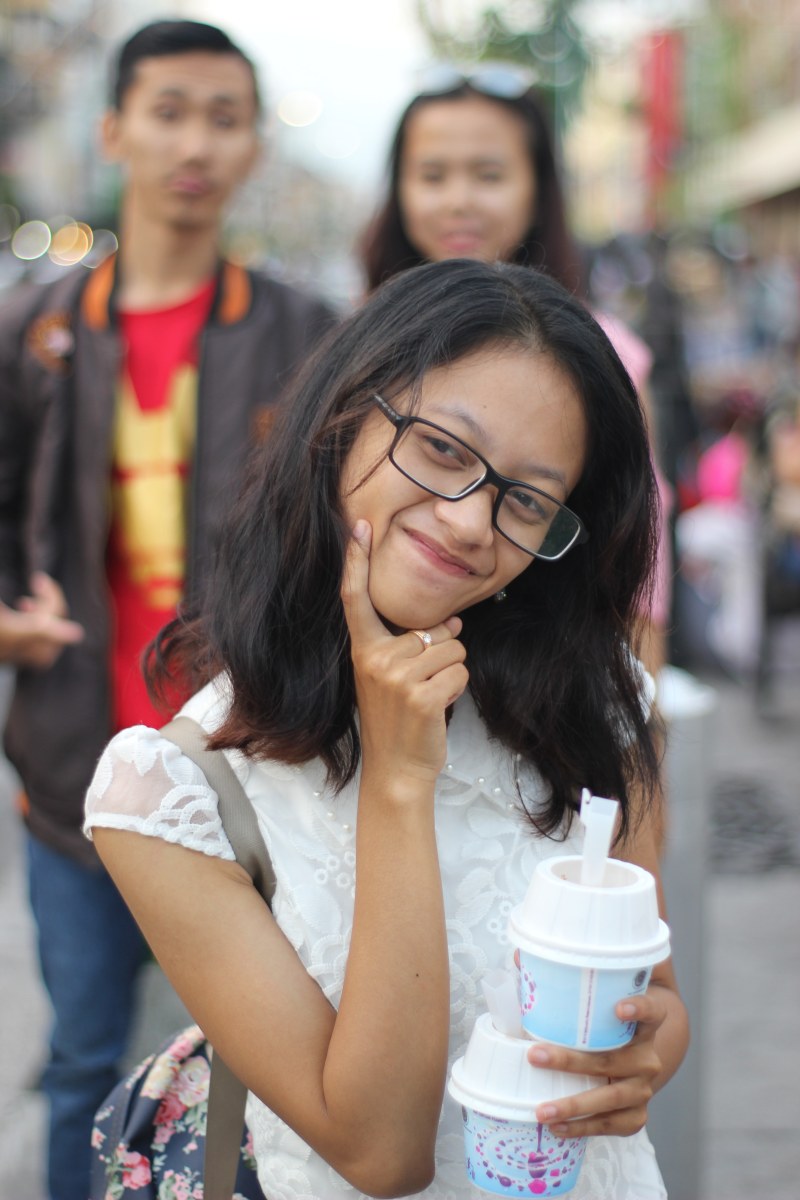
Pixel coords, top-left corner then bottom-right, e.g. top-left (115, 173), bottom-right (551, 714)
top-left (100, 109), bottom-right (124, 164)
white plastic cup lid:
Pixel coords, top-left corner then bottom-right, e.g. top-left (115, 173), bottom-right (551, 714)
top-left (448, 1013), bottom-right (595, 1122)
top-left (508, 855), bottom-right (670, 968)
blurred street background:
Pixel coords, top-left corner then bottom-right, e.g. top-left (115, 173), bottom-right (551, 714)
top-left (2, 1), bottom-right (800, 1198)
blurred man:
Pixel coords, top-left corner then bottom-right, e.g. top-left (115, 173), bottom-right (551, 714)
top-left (0, 20), bottom-right (334, 1199)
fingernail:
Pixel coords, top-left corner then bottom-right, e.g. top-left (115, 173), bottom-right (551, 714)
top-left (619, 1003), bottom-right (637, 1018)
top-left (529, 1046), bottom-right (550, 1065)
top-left (551, 1124), bottom-right (569, 1137)
top-left (351, 520), bottom-right (368, 541)
top-left (538, 1104), bottom-right (558, 1120)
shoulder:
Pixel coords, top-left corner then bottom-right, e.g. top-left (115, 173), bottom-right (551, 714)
top-left (244, 267), bottom-right (339, 334)
top-left (0, 269), bottom-right (86, 357)
top-left (592, 309), bottom-right (653, 393)
top-left (84, 680), bottom-right (237, 860)
top-left (0, 268), bottom-right (87, 328)
top-left (179, 675), bottom-right (235, 732)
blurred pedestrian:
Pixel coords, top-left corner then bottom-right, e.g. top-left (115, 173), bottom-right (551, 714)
top-left (359, 66), bottom-right (671, 676)
top-left (85, 258), bottom-right (688, 1200)
top-left (0, 19), bottom-right (334, 1200)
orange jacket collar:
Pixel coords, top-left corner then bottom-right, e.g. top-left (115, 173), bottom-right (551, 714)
top-left (80, 255), bottom-right (252, 330)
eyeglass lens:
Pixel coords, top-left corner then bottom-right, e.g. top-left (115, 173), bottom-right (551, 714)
top-left (392, 422), bottom-right (580, 559)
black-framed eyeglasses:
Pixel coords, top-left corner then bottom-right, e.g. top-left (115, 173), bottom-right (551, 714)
top-left (415, 62), bottom-right (537, 101)
top-left (373, 395), bottom-right (588, 562)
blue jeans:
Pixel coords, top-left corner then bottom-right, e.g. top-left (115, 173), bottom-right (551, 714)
top-left (27, 833), bottom-right (148, 1200)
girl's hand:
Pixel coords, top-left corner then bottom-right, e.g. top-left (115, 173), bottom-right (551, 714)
top-left (340, 520), bottom-right (468, 789)
top-left (528, 990), bottom-right (668, 1138)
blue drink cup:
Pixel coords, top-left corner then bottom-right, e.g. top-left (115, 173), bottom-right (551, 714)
top-left (448, 1014), bottom-right (595, 1196)
top-left (509, 856), bottom-right (670, 1051)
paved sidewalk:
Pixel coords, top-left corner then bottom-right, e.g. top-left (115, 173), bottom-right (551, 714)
top-left (0, 643), bottom-right (798, 1200)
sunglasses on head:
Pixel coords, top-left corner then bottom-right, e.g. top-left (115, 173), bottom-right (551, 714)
top-left (414, 62), bottom-right (537, 101)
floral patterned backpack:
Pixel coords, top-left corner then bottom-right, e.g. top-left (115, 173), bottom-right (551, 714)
top-left (91, 1023), bottom-right (265, 1199)
top-left (89, 717), bottom-right (276, 1200)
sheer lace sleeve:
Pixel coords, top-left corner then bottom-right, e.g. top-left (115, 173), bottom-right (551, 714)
top-left (84, 725), bottom-right (235, 860)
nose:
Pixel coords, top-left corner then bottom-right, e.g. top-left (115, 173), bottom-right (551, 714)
top-left (432, 487), bottom-right (495, 548)
top-left (178, 117), bottom-right (213, 163)
top-left (441, 174), bottom-right (474, 214)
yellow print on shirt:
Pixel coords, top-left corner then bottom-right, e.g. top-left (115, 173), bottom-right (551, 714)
top-left (110, 366), bottom-right (197, 609)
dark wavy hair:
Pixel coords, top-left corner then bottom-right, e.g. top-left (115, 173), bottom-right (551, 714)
top-left (359, 83), bottom-right (582, 296)
top-left (149, 260), bottom-right (660, 839)
top-left (111, 19), bottom-right (261, 113)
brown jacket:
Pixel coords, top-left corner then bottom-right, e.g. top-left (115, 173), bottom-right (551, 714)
top-left (0, 255), bottom-right (335, 863)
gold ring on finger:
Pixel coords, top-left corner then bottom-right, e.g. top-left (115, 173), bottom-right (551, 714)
top-left (411, 629), bottom-right (433, 651)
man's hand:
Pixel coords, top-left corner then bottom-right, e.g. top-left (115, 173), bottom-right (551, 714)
top-left (0, 572), bottom-right (84, 668)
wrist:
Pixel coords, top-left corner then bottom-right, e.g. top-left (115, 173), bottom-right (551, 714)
top-left (358, 765), bottom-right (438, 809)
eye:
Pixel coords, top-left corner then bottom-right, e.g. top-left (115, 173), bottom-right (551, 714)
top-left (154, 106), bottom-right (180, 122)
top-left (504, 487), bottom-right (553, 525)
top-left (419, 170), bottom-right (445, 184)
top-left (419, 432), bottom-right (471, 468)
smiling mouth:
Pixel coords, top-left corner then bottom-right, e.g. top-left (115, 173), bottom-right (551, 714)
top-left (407, 529), bottom-right (478, 575)
top-left (169, 176), bottom-right (213, 196)
top-left (441, 232), bottom-right (482, 249)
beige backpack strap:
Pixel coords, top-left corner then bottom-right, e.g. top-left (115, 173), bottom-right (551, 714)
top-left (159, 715), bottom-right (276, 1200)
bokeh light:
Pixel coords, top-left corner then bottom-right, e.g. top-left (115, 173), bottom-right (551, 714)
top-left (49, 221), bottom-right (93, 266)
top-left (11, 220), bottom-right (52, 260)
top-left (82, 229), bottom-right (118, 268)
top-left (277, 90), bottom-right (324, 127)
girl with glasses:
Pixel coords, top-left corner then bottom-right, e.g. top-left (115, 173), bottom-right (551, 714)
top-left (359, 68), bottom-right (672, 680)
top-left (85, 260), bottom-right (687, 1200)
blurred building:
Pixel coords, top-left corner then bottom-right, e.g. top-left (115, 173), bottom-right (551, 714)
top-left (565, 17), bottom-right (689, 242)
top-left (684, 0), bottom-right (800, 257)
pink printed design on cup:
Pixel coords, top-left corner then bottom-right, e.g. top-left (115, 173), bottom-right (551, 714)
top-left (519, 963), bottom-right (537, 1018)
top-left (461, 1106), bottom-right (586, 1196)
top-left (448, 1014), bottom-right (596, 1196)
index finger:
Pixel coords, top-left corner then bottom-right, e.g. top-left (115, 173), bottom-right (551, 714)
top-left (615, 989), bottom-right (668, 1034)
top-left (340, 520), bottom-right (387, 644)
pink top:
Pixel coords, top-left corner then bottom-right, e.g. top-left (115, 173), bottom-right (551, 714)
top-left (595, 312), bottom-right (672, 626)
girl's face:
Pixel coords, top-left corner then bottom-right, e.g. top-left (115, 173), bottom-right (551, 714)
top-left (398, 95), bottom-right (537, 265)
top-left (341, 344), bottom-right (587, 632)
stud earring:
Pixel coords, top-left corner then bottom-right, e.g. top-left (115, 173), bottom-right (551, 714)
top-left (494, 589), bottom-right (507, 603)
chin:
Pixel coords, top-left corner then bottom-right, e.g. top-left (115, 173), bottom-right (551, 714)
top-left (167, 208), bottom-right (219, 234)
top-left (374, 600), bottom-right (450, 633)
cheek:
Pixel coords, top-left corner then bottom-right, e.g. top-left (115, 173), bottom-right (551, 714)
top-left (493, 186), bottom-right (534, 237)
top-left (225, 140), bottom-right (258, 179)
top-left (493, 541), bottom-right (533, 592)
top-left (403, 174), bottom-right (446, 217)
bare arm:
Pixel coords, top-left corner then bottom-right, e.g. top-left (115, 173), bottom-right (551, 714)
top-left (95, 520), bottom-right (467, 1198)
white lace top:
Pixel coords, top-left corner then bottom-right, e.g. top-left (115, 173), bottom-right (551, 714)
top-left (85, 677), bottom-right (666, 1200)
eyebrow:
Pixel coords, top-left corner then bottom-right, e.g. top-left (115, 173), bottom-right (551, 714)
top-left (426, 405), bottom-right (568, 490)
top-left (415, 155), bottom-right (508, 168)
top-left (154, 87), bottom-right (244, 106)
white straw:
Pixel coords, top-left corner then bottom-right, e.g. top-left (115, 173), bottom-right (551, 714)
top-left (579, 788), bottom-right (619, 886)
top-left (481, 968), bottom-right (524, 1037)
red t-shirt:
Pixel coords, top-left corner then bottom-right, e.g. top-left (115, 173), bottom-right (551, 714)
top-left (107, 279), bottom-right (215, 731)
